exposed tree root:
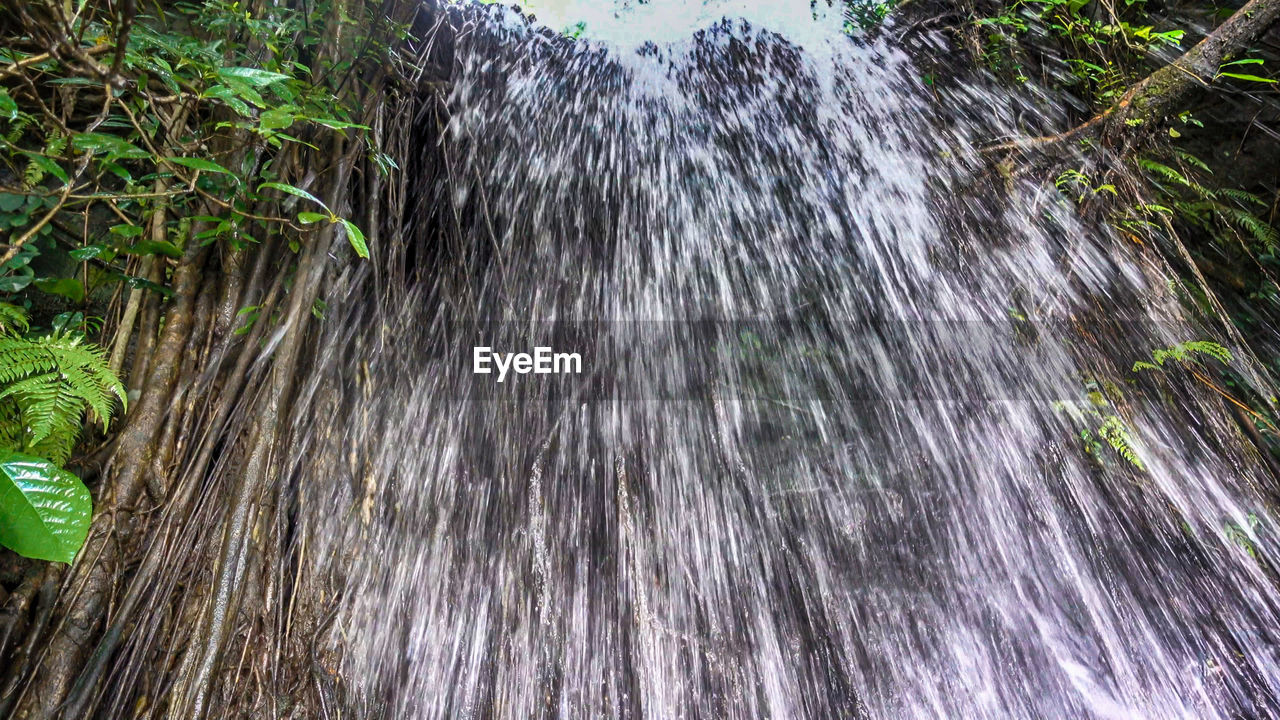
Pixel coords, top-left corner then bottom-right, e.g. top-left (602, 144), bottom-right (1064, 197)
top-left (0, 1), bottom-right (454, 716)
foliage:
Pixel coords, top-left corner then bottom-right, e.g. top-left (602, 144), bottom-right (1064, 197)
top-left (0, 0), bottom-right (380, 305)
top-left (0, 303), bottom-right (119, 563)
top-left (1131, 340), bottom-right (1232, 372)
top-left (1054, 378), bottom-right (1146, 471)
top-left (972, 0), bottom-right (1280, 474)
top-left (0, 304), bottom-right (125, 465)
top-left (0, 0), bottom-right (404, 568)
top-left (975, 0), bottom-right (1184, 94)
top-left (0, 449), bottom-right (92, 564)
top-left (1130, 153), bottom-right (1279, 253)
top-left (843, 0), bottom-right (898, 31)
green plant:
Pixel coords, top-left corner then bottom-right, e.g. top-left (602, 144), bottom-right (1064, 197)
top-left (974, 0), bottom-right (1184, 101)
top-left (1224, 512), bottom-right (1262, 558)
top-left (1215, 57), bottom-right (1277, 85)
top-left (1132, 340), bottom-right (1232, 372)
top-left (0, 450), bottom-right (92, 563)
top-left (0, 303), bottom-right (122, 563)
top-left (1133, 154), bottom-right (1278, 252)
top-left (1055, 167), bottom-right (1117, 203)
top-left (0, 305), bottom-right (125, 464)
top-left (1054, 378), bottom-right (1146, 470)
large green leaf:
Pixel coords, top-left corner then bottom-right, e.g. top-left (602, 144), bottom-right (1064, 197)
top-left (216, 66), bottom-right (291, 87)
top-left (33, 277), bottom-right (86, 303)
top-left (259, 109), bottom-right (296, 132)
top-left (0, 450), bottom-right (92, 564)
top-left (71, 132), bottom-right (149, 160)
top-left (201, 85), bottom-right (253, 116)
top-left (339, 218), bottom-right (369, 259)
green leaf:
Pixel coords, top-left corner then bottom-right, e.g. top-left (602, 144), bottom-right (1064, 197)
top-left (259, 109), bottom-right (296, 133)
top-left (309, 118), bottom-right (369, 132)
top-left (46, 77), bottom-right (100, 87)
top-left (339, 218), bottom-right (369, 259)
top-left (273, 133), bottom-right (318, 150)
top-left (33, 277), bottom-right (85, 303)
top-left (166, 157), bottom-right (234, 176)
top-left (21, 154), bottom-right (69, 185)
top-left (257, 182), bottom-right (328, 211)
top-left (100, 161), bottom-right (132, 183)
top-left (0, 88), bottom-right (17, 122)
top-left (1218, 72), bottom-right (1276, 84)
top-left (69, 244), bottom-right (113, 262)
top-left (216, 67), bottom-right (291, 87)
top-left (0, 193), bottom-right (24, 213)
top-left (0, 450), bottom-right (92, 564)
top-left (296, 211), bottom-right (329, 224)
top-left (0, 274), bottom-right (33, 293)
top-left (109, 224), bottom-right (145, 238)
top-left (201, 85), bottom-right (252, 116)
top-left (71, 132), bottom-right (148, 160)
top-left (125, 275), bottom-right (174, 296)
top-left (1, 244), bottom-right (37, 271)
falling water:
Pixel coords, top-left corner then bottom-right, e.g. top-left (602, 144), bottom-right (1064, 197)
top-left (293, 1), bottom-right (1280, 717)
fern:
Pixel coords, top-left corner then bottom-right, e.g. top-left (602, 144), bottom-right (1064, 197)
top-left (1218, 207), bottom-right (1279, 249)
top-left (1138, 158), bottom-right (1193, 188)
top-left (1134, 340), bottom-right (1232, 372)
top-left (4, 115), bottom-right (29, 145)
top-left (1054, 383), bottom-right (1146, 472)
top-left (0, 303), bottom-right (28, 334)
top-left (23, 157), bottom-right (44, 187)
top-left (1098, 416), bottom-right (1145, 471)
top-left (0, 307), bottom-right (125, 465)
top-left (1137, 151), bottom-right (1279, 255)
top-left (1216, 188), bottom-right (1266, 206)
top-left (1173, 149), bottom-right (1211, 174)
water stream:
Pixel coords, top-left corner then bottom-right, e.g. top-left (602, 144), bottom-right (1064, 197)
top-left (294, 2), bottom-right (1280, 717)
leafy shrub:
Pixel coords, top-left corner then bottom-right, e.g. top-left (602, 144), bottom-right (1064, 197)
top-left (0, 303), bottom-right (123, 563)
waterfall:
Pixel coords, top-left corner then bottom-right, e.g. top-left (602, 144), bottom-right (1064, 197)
top-left (292, 2), bottom-right (1280, 717)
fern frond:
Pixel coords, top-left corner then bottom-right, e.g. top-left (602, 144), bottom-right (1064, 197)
top-left (0, 340), bottom-right (61, 384)
top-left (1217, 188), bottom-right (1267, 207)
top-left (0, 331), bottom-right (125, 463)
top-left (0, 399), bottom-right (25, 452)
top-left (0, 303), bottom-right (28, 335)
top-left (1150, 340), bottom-right (1232, 367)
top-left (1217, 207), bottom-right (1279, 248)
top-left (1139, 158), bottom-right (1192, 188)
top-left (23, 158), bottom-right (44, 187)
top-left (1098, 416), bottom-right (1145, 471)
top-left (1173, 149), bottom-right (1212, 173)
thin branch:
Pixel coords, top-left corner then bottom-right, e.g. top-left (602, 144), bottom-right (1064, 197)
top-left (0, 42), bottom-right (111, 80)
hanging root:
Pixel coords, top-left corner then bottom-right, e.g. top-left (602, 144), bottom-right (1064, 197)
top-left (0, 1), bottom-right (458, 716)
